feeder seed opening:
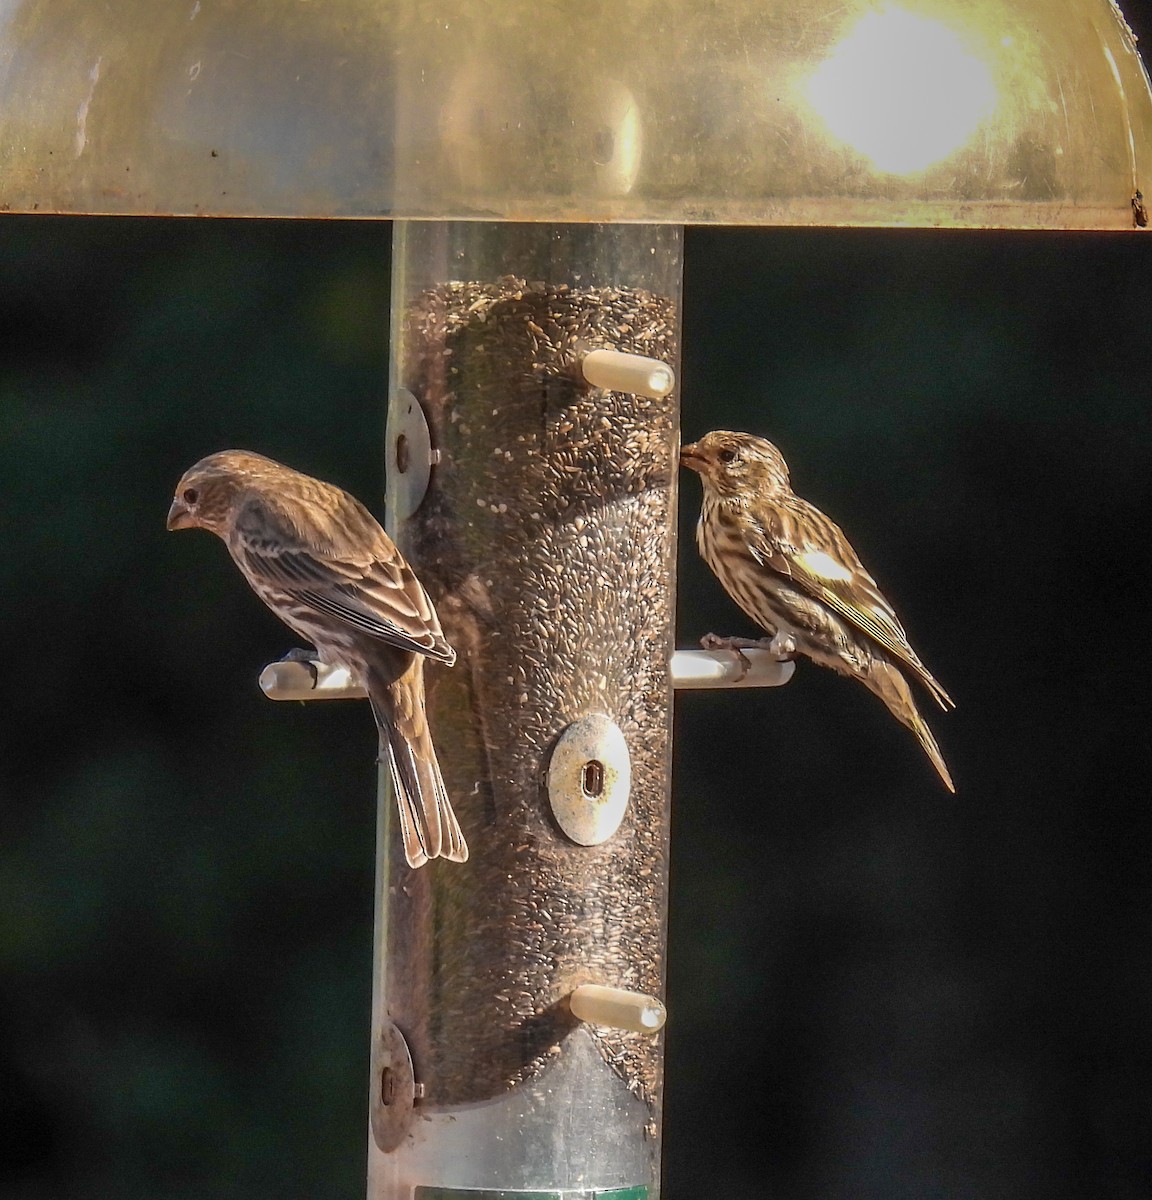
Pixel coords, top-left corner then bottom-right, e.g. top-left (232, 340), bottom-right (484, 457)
top-left (581, 759), bottom-right (605, 798)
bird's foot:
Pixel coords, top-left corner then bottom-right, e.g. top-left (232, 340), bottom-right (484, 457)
top-left (699, 632), bottom-right (765, 681)
top-left (767, 630), bottom-right (798, 661)
top-left (278, 647), bottom-right (321, 688)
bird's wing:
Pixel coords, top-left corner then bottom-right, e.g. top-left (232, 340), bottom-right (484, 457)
top-left (748, 498), bottom-right (953, 708)
top-left (231, 493), bottom-right (455, 663)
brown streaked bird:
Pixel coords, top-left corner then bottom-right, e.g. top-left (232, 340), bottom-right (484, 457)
top-left (681, 430), bottom-right (955, 791)
top-left (167, 450), bottom-right (467, 866)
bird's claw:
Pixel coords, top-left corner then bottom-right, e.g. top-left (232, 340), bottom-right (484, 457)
top-left (279, 647), bottom-right (321, 689)
top-left (700, 632), bottom-right (760, 681)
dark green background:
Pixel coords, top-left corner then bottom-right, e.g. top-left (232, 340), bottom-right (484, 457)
top-left (1, 209), bottom-right (1150, 1199)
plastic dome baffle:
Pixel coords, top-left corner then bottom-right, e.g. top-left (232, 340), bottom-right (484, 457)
top-left (1, 0), bottom-right (1150, 227)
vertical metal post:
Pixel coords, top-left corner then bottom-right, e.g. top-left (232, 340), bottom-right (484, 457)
top-left (368, 222), bottom-right (683, 1198)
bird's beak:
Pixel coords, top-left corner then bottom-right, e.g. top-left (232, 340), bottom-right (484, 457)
top-left (166, 497), bottom-right (195, 531)
top-left (680, 442), bottom-right (705, 472)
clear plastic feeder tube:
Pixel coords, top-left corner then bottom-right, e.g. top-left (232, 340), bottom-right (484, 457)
top-left (368, 221), bottom-right (683, 1199)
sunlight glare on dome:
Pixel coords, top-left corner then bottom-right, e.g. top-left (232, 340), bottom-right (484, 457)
top-left (804, 5), bottom-right (998, 175)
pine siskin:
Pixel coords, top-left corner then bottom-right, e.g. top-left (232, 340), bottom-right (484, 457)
top-left (167, 450), bottom-right (468, 866)
top-left (681, 430), bottom-right (955, 791)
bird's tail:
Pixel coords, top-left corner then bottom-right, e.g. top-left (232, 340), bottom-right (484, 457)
top-left (863, 658), bottom-right (956, 793)
top-left (367, 657), bottom-right (468, 868)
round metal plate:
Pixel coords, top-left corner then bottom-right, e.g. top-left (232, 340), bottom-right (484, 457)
top-left (370, 1020), bottom-right (417, 1153)
top-left (386, 387), bottom-right (434, 521)
top-left (547, 714), bottom-right (632, 846)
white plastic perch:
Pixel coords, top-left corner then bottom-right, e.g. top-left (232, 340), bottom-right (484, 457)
top-left (260, 648), bottom-right (793, 701)
top-left (568, 984), bottom-right (667, 1035)
top-left (259, 660), bottom-right (360, 700)
top-left (580, 348), bottom-right (675, 399)
top-left (669, 647), bottom-right (795, 689)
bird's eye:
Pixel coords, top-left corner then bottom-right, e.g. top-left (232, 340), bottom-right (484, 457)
top-left (718, 449), bottom-right (737, 464)
top-left (182, 487), bottom-right (199, 505)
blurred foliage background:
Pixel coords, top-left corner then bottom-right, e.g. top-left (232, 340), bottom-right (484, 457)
top-left (1, 209), bottom-right (1150, 1200)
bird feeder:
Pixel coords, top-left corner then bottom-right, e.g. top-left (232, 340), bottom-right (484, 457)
top-left (5, 0), bottom-right (1149, 1196)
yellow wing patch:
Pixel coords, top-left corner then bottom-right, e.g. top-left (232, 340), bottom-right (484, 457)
top-left (794, 548), bottom-right (855, 582)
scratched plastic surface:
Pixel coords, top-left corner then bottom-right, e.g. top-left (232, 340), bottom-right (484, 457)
top-left (0, 0), bottom-right (1150, 227)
